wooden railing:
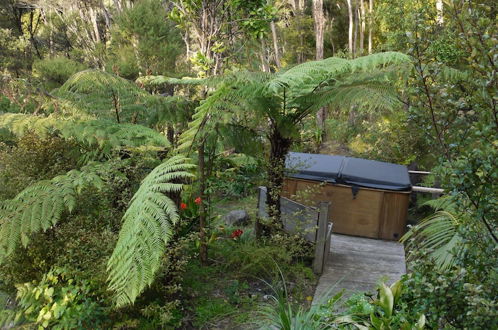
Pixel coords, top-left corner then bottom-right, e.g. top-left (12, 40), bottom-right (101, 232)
top-left (257, 186), bottom-right (332, 274)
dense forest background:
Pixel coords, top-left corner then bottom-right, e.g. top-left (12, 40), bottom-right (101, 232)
top-left (0, 0), bottom-right (496, 329)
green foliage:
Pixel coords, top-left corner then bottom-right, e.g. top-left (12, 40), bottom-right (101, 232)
top-left (336, 280), bottom-right (426, 330)
top-left (0, 28), bottom-right (30, 74)
top-left (0, 133), bottom-right (81, 200)
top-left (0, 113), bottom-right (170, 156)
top-left (108, 0), bottom-right (184, 79)
top-left (33, 57), bottom-right (87, 89)
top-left (0, 267), bottom-right (106, 329)
top-left (0, 163), bottom-right (107, 261)
top-left (402, 245), bottom-right (498, 329)
top-left (107, 155), bottom-right (195, 306)
top-left (53, 69), bottom-right (158, 124)
top-left (207, 154), bottom-right (264, 199)
top-left (172, 52), bottom-right (410, 152)
top-left (402, 196), bottom-right (466, 270)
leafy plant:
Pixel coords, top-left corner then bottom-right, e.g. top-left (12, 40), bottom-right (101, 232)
top-left (0, 267), bottom-right (105, 329)
top-left (401, 196), bottom-right (465, 270)
top-left (0, 163), bottom-right (106, 260)
top-left (107, 155), bottom-right (195, 306)
top-left (53, 69), bottom-right (159, 124)
top-left (32, 57), bottom-right (87, 88)
top-left (0, 113), bottom-right (170, 158)
top-left (336, 280), bottom-right (426, 330)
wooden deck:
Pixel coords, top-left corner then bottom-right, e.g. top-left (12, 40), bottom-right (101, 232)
top-left (312, 233), bottom-right (406, 304)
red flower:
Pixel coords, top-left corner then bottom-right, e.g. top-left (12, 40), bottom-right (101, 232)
top-left (194, 197), bottom-right (202, 205)
top-left (180, 203), bottom-right (187, 210)
top-left (231, 229), bottom-right (243, 239)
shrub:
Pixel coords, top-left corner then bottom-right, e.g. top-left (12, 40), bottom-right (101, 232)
top-left (401, 246), bottom-right (498, 329)
top-left (0, 133), bottom-right (82, 200)
top-left (32, 57), bottom-right (87, 88)
top-left (0, 267), bottom-right (107, 329)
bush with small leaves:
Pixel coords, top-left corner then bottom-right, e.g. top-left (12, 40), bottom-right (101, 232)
top-left (0, 267), bottom-right (107, 329)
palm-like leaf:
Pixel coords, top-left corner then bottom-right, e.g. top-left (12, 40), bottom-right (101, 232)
top-left (53, 69), bottom-right (157, 124)
top-left (107, 155), bottom-right (195, 306)
top-left (155, 52), bottom-right (411, 151)
top-left (401, 197), bottom-right (464, 269)
top-left (0, 163), bottom-right (107, 261)
top-left (0, 113), bottom-right (169, 154)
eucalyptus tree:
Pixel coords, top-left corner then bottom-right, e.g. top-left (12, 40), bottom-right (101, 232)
top-left (162, 52), bottom-right (410, 230)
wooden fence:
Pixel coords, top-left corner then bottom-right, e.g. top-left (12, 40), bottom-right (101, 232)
top-left (257, 186), bottom-right (332, 274)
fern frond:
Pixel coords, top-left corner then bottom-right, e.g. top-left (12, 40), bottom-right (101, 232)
top-left (0, 164), bottom-right (106, 262)
top-left (401, 196), bottom-right (465, 270)
top-left (107, 155), bottom-right (195, 307)
top-left (0, 113), bottom-right (169, 153)
top-left (147, 96), bottom-right (197, 126)
top-left (350, 51), bottom-right (411, 71)
top-left (53, 69), bottom-right (157, 124)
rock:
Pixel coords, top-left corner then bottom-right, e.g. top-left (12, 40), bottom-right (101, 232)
top-left (223, 210), bottom-right (249, 226)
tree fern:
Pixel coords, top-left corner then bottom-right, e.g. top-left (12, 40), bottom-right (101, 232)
top-left (0, 113), bottom-right (170, 155)
top-left (145, 53), bottom-right (411, 227)
top-left (0, 163), bottom-right (106, 261)
top-left (107, 155), bottom-right (195, 306)
top-left (53, 69), bottom-right (158, 124)
top-left (401, 196), bottom-right (465, 270)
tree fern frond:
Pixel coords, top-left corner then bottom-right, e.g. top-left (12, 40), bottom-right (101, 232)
top-left (53, 69), bottom-right (158, 124)
top-left (0, 113), bottom-right (169, 152)
top-left (0, 164), bottom-right (106, 261)
top-left (107, 155), bottom-right (195, 307)
top-left (350, 52), bottom-right (411, 71)
top-left (401, 196), bottom-right (466, 270)
top-left (401, 210), bottom-right (464, 270)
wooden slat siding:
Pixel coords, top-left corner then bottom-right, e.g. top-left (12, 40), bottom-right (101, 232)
top-left (282, 178), bottom-right (410, 240)
top-left (313, 202), bottom-right (330, 274)
top-left (379, 192), bottom-right (409, 240)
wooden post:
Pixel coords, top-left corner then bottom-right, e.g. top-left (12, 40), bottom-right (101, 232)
top-left (313, 201), bottom-right (330, 274)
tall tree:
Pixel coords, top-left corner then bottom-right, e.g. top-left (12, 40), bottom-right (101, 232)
top-left (347, 0), bottom-right (354, 56)
top-left (313, 0), bottom-right (326, 133)
top-left (368, 0), bottom-right (373, 53)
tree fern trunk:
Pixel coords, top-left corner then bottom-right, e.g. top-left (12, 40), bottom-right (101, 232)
top-left (198, 142), bottom-right (208, 265)
top-left (266, 128), bottom-right (292, 233)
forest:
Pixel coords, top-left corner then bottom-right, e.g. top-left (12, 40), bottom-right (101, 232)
top-left (0, 0), bottom-right (496, 329)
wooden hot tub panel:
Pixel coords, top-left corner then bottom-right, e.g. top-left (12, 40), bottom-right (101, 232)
top-left (282, 178), bottom-right (409, 240)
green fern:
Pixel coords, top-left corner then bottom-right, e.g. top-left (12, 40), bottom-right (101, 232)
top-left (107, 155), bottom-right (195, 306)
top-left (0, 113), bottom-right (170, 154)
top-left (160, 53), bottom-right (411, 151)
top-left (53, 69), bottom-right (158, 124)
top-left (0, 163), bottom-right (106, 261)
top-left (401, 196), bottom-right (464, 269)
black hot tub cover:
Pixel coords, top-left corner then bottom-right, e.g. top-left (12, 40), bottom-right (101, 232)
top-left (285, 152), bottom-right (411, 191)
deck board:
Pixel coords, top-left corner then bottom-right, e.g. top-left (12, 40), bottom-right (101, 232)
top-left (313, 234), bottom-right (406, 304)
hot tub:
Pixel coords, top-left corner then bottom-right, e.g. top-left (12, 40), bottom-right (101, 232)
top-left (283, 152), bottom-right (411, 240)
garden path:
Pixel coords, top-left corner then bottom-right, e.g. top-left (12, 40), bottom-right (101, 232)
top-left (312, 233), bottom-right (406, 304)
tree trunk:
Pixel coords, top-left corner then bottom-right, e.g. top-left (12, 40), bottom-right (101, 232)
top-left (313, 0), bottom-right (325, 60)
top-left (266, 127), bottom-right (292, 233)
top-left (313, 0), bottom-right (326, 135)
top-left (360, 0), bottom-right (365, 55)
top-left (354, 2), bottom-right (359, 57)
top-left (436, 0), bottom-right (444, 24)
top-left (198, 142), bottom-right (208, 265)
top-left (368, 0), bottom-right (373, 54)
top-left (270, 21), bottom-right (281, 68)
top-left (347, 0), bottom-right (354, 56)
top-left (260, 39), bottom-right (270, 72)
